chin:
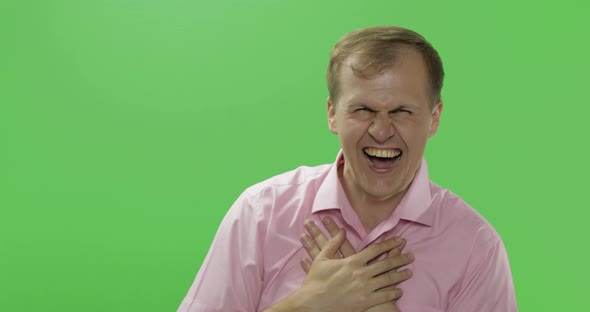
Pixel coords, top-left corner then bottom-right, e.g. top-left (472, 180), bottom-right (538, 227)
top-left (362, 181), bottom-right (403, 200)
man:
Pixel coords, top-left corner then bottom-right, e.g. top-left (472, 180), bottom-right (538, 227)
top-left (178, 26), bottom-right (517, 312)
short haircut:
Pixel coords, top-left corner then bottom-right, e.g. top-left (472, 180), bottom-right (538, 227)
top-left (327, 26), bottom-right (444, 106)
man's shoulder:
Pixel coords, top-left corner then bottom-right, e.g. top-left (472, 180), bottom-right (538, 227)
top-left (242, 163), bottom-right (333, 199)
top-left (429, 181), bottom-right (501, 242)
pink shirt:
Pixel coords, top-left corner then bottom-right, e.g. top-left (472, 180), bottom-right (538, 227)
top-left (178, 152), bottom-right (517, 312)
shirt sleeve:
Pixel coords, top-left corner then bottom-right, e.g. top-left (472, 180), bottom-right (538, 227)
top-left (177, 192), bottom-right (265, 312)
top-left (447, 227), bottom-right (518, 312)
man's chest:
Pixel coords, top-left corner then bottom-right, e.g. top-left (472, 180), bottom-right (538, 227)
top-left (256, 227), bottom-right (467, 312)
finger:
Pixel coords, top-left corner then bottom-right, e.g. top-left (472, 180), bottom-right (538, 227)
top-left (317, 228), bottom-right (346, 259)
top-left (370, 268), bottom-right (413, 291)
top-left (387, 238), bottom-right (406, 257)
top-left (300, 234), bottom-right (321, 259)
top-left (367, 287), bottom-right (403, 306)
top-left (370, 287), bottom-right (403, 303)
top-left (304, 220), bottom-right (331, 251)
top-left (322, 216), bottom-right (356, 257)
top-left (366, 252), bottom-right (415, 277)
top-left (356, 237), bottom-right (404, 264)
top-left (300, 257), bottom-right (312, 274)
top-left (374, 284), bottom-right (397, 293)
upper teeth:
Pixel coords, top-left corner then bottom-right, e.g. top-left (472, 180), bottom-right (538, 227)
top-left (364, 148), bottom-right (401, 158)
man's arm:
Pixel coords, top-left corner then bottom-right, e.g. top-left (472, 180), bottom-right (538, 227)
top-left (177, 193), bottom-right (265, 311)
top-left (447, 228), bottom-right (518, 312)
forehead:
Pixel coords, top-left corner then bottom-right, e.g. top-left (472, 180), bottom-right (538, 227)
top-left (337, 48), bottom-right (430, 107)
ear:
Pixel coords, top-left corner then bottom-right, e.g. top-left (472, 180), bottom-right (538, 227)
top-left (327, 96), bottom-right (338, 134)
top-left (428, 101), bottom-right (443, 137)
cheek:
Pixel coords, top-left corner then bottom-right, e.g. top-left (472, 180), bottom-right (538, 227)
top-left (343, 118), bottom-right (370, 135)
top-left (397, 123), bottom-right (431, 148)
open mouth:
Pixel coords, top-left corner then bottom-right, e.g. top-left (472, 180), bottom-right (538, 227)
top-left (363, 147), bottom-right (402, 170)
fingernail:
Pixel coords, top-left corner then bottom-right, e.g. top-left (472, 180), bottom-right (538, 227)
top-left (304, 221), bottom-right (314, 231)
top-left (323, 217), bottom-right (332, 224)
top-left (394, 237), bottom-right (403, 243)
top-left (407, 253), bottom-right (415, 261)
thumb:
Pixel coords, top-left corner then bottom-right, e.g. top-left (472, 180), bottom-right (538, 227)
top-left (317, 228), bottom-right (346, 259)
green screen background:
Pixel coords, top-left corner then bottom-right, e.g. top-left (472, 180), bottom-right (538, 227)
top-left (2, 0), bottom-right (588, 311)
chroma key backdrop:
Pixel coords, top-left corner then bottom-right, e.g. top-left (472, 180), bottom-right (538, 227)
top-left (1, 0), bottom-right (588, 311)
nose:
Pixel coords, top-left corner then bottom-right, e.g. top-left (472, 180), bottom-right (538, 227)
top-left (368, 113), bottom-right (395, 143)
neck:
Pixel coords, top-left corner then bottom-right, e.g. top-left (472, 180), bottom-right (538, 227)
top-left (338, 166), bottom-right (408, 233)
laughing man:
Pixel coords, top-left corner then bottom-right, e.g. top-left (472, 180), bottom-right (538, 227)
top-left (178, 26), bottom-right (517, 312)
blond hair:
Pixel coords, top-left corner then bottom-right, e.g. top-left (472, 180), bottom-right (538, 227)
top-left (327, 26), bottom-right (444, 105)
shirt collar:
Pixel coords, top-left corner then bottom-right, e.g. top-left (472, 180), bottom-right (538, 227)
top-left (311, 151), bottom-right (352, 214)
top-left (394, 157), bottom-right (435, 227)
top-left (312, 150), bottom-right (435, 227)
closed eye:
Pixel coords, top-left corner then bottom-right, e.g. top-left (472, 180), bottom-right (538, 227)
top-left (354, 107), bottom-right (376, 113)
top-left (391, 108), bottom-right (412, 114)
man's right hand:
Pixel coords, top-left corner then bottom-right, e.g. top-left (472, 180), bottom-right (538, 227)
top-left (266, 220), bottom-right (413, 312)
